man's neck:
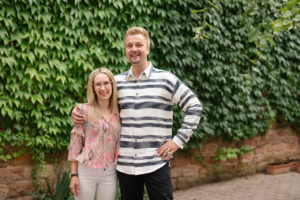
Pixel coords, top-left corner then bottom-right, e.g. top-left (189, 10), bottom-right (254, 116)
top-left (132, 61), bottom-right (150, 79)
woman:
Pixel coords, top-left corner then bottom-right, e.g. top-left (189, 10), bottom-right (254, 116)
top-left (68, 67), bottom-right (120, 200)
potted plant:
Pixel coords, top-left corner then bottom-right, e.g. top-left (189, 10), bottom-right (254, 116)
top-left (296, 162), bottom-right (300, 173)
top-left (266, 161), bottom-right (294, 175)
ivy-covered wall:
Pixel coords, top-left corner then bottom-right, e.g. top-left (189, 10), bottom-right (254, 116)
top-left (0, 0), bottom-right (299, 165)
top-left (185, 0), bottom-right (300, 147)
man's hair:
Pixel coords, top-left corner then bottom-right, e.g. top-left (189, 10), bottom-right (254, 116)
top-left (125, 27), bottom-right (150, 46)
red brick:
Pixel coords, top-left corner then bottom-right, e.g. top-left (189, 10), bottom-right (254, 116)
top-left (0, 167), bottom-right (25, 184)
top-left (9, 152), bottom-right (33, 166)
top-left (201, 143), bottom-right (218, 156)
top-left (254, 146), bottom-right (266, 154)
top-left (0, 161), bottom-right (8, 168)
top-left (254, 136), bottom-right (267, 146)
top-left (239, 152), bottom-right (254, 163)
top-left (8, 180), bottom-right (35, 198)
top-left (254, 154), bottom-right (266, 164)
top-left (242, 138), bottom-right (255, 146)
top-left (269, 143), bottom-right (288, 152)
top-left (284, 135), bottom-right (299, 144)
top-left (182, 165), bottom-right (199, 177)
top-left (203, 156), bottom-right (214, 165)
top-left (0, 184), bottom-right (9, 200)
top-left (171, 167), bottom-right (182, 178)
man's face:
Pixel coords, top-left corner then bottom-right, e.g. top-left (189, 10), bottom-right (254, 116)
top-left (125, 34), bottom-right (150, 65)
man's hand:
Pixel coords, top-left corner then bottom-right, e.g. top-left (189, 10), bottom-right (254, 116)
top-left (71, 104), bottom-right (86, 126)
top-left (69, 177), bottom-right (80, 197)
top-left (157, 140), bottom-right (179, 160)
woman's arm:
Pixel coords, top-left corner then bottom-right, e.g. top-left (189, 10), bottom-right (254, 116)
top-left (69, 161), bottom-right (80, 197)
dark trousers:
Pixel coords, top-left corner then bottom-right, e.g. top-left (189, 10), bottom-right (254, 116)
top-left (117, 163), bottom-right (173, 200)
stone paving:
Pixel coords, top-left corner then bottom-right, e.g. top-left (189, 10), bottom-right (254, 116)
top-left (173, 172), bottom-right (300, 200)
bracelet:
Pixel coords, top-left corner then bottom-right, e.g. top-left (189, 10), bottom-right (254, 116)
top-left (69, 173), bottom-right (78, 178)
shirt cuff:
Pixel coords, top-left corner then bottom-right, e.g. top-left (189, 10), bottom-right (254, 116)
top-left (172, 136), bottom-right (184, 149)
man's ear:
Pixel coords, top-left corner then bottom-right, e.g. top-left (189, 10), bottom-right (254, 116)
top-left (147, 46), bottom-right (150, 54)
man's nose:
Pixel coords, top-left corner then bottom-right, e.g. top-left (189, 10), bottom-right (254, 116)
top-left (132, 45), bottom-right (137, 51)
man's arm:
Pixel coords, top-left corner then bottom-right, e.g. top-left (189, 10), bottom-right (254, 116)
top-left (171, 80), bottom-right (202, 148)
top-left (157, 78), bottom-right (202, 160)
top-left (71, 104), bottom-right (86, 126)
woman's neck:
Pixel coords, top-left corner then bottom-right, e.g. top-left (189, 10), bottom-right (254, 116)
top-left (97, 99), bottom-right (110, 113)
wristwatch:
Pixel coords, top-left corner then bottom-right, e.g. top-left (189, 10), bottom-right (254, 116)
top-left (69, 173), bottom-right (78, 179)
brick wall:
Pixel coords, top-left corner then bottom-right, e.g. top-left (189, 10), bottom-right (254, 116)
top-left (0, 123), bottom-right (299, 199)
top-left (0, 153), bottom-right (69, 200)
top-left (170, 124), bottom-right (300, 190)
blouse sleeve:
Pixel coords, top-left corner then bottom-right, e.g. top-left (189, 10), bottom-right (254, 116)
top-left (68, 105), bottom-right (87, 161)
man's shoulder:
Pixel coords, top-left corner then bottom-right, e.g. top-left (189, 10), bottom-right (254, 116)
top-left (152, 66), bottom-right (166, 73)
top-left (151, 67), bottom-right (179, 81)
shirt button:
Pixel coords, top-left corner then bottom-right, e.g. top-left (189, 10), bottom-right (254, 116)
top-left (135, 139), bottom-right (137, 142)
top-left (135, 154), bottom-right (137, 157)
top-left (136, 92), bottom-right (138, 96)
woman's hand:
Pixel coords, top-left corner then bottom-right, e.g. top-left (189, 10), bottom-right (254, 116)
top-left (69, 176), bottom-right (80, 197)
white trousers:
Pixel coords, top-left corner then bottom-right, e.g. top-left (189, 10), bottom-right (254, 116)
top-left (76, 163), bottom-right (117, 200)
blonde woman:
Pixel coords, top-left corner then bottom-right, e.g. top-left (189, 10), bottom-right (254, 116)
top-left (68, 67), bottom-right (120, 200)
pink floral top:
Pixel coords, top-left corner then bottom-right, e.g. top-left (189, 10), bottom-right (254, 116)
top-left (68, 105), bottom-right (121, 168)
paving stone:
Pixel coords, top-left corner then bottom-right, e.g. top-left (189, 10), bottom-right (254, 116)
top-left (173, 172), bottom-right (300, 200)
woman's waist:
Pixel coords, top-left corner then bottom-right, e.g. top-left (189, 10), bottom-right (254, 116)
top-left (76, 152), bottom-right (117, 168)
top-left (78, 162), bottom-right (116, 170)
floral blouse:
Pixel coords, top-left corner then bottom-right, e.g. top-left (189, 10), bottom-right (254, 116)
top-left (68, 105), bottom-right (121, 168)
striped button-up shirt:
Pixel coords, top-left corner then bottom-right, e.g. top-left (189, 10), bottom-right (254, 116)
top-left (115, 62), bottom-right (202, 175)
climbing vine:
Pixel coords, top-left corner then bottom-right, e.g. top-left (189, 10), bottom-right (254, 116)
top-left (0, 0), bottom-right (299, 174)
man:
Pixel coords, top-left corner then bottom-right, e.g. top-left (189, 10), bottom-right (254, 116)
top-left (71, 27), bottom-right (202, 200)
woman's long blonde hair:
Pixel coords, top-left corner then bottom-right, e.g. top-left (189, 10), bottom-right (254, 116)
top-left (86, 67), bottom-right (119, 122)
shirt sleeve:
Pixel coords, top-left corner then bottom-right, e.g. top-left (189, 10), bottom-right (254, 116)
top-left (171, 78), bottom-right (202, 149)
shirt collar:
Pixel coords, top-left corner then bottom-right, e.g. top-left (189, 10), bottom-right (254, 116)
top-left (125, 62), bottom-right (153, 81)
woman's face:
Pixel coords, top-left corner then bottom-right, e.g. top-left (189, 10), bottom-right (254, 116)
top-left (93, 73), bottom-right (112, 102)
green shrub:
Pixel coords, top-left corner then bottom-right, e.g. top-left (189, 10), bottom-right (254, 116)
top-left (31, 168), bottom-right (73, 200)
top-left (0, 0), bottom-right (299, 167)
